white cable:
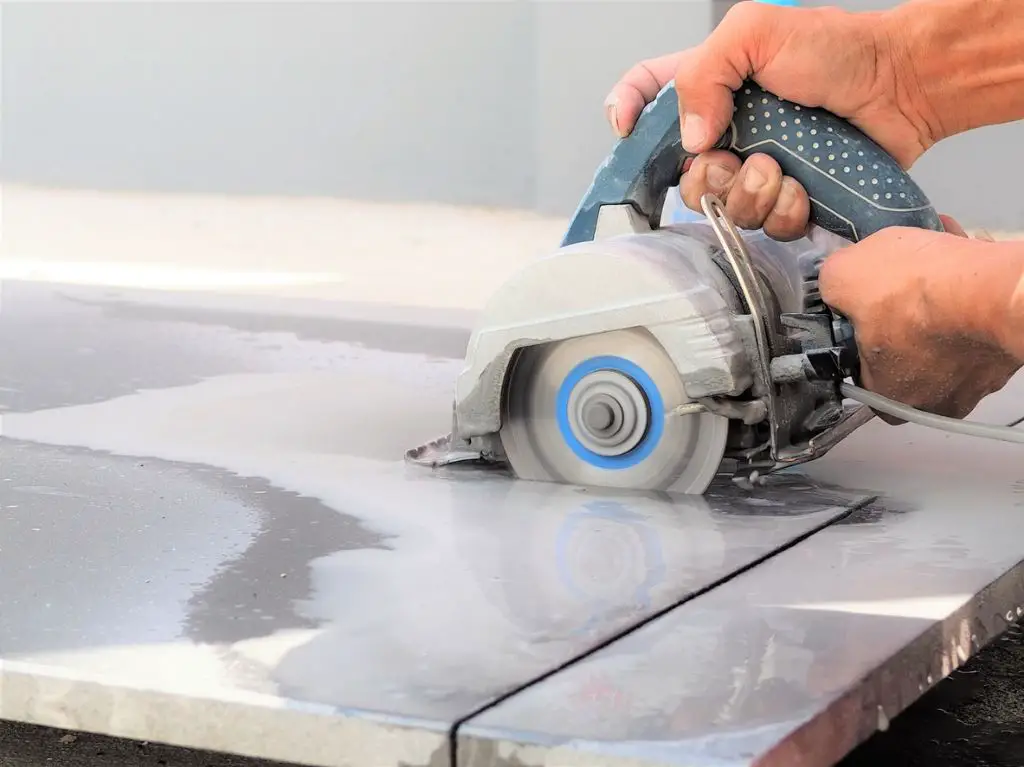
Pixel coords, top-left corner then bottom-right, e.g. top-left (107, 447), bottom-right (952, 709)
top-left (840, 383), bottom-right (1024, 445)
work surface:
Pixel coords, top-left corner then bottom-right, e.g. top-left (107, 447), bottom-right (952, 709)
top-left (2, 185), bottom-right (1024, 767)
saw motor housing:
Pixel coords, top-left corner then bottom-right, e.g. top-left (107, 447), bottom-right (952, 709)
top-left (446, 210), bottom-right (856, 488)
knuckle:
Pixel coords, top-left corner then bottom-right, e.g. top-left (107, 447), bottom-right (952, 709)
top-left (631, 58), bottom-right (661, 83)
top-left (720, 0), bottom-right (767, 29)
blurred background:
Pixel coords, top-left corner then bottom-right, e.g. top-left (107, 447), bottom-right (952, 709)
top-left (0, 0), bottom-right (1020, 230)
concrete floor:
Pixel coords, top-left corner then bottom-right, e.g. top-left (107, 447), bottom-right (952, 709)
top-left (2, 622), bottom-right (1023, 767)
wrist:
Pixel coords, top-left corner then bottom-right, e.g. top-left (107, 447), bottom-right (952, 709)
top-left (881, 0), bottom-right (1024, 143)
top-left (875, 6), bottom-right (946, 150)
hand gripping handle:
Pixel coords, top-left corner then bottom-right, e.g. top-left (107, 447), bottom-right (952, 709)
top-left (561, 79), bottom-right (943, 247)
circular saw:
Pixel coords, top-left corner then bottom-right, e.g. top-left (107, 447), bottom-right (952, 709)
top-left (407, 78), bottom-right (946, 494)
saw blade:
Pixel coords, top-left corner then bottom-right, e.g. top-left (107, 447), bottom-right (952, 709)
top-left (499, 328), bottom-right (729, 494)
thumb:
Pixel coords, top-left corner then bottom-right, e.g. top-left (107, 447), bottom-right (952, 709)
top-left (816, 243), bottom-right (864, 318)
top-left (674, 49), bottom-right (742, 153)
top-left (938, 213), bottom-right (968, 237)
top-left (674, 2), bottom-right (780, 152)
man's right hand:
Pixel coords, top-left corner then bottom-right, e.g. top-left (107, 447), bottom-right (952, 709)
top-left (604, 1), bottom-right (939, 240)
top-left (818, 218), bottom-right (1024, 421)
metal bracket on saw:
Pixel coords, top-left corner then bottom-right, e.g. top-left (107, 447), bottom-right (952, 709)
top-left (698, 192), bottom-right (873, 480)
top-left (700, 194), bottom-right (782, 459)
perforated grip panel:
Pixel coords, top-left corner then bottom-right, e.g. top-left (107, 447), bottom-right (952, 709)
top-left (729, 81), bottom-right (942, 241)
top-left (561, 79), bottom-right (942, 247)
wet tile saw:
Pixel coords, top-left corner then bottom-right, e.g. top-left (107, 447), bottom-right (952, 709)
top-left (408, 80), bottom-right (1024, 494)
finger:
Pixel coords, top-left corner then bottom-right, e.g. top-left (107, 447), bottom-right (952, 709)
top-left (817, 244), bottom-right (862, 317)
top-left (679, 151), bottom-right (742, 212)
top-left (674, 2), bottom-right (773, 151)
top-left (762, 177), bottom-right (811, 241)
top-left (605, 54), bottom-right (682, 137)
top-left (939, 214), bottom-right (968, 238)
top-left (723, 154), bottom-right (784, 230)
top-left (674, 46), bottom-right (743, 153)
top-left (938, 214), bottom-right (997, 242)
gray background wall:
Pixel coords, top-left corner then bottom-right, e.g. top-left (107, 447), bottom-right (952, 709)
top-left (1, 1), bottom-right (1020, 228)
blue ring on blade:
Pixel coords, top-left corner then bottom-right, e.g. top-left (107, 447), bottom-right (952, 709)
top-left (555, 355), bottom-right (664, 470)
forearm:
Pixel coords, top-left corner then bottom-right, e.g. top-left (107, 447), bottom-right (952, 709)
top-left (883, 0), bottom-right (1024, 142)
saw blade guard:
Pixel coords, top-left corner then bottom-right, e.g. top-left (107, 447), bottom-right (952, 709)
top-left (452, 228), bottom-right (753, 441)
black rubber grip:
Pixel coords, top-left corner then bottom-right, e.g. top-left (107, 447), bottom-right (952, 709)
top-left (561, 79), bottom-right (942, 247)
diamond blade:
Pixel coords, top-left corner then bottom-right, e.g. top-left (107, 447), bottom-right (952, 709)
top-left (499, 328), bottom-right (729, 494)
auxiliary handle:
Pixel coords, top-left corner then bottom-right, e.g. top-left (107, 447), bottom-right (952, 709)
top-left (561, 79), bottom-right (942, 247)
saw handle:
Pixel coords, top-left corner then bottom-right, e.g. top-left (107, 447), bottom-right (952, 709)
top-left (560, 79), bottom-right (943, 247)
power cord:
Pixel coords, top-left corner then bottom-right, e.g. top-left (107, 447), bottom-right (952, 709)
top-left (840, 383), bottom-right (1024, 445)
